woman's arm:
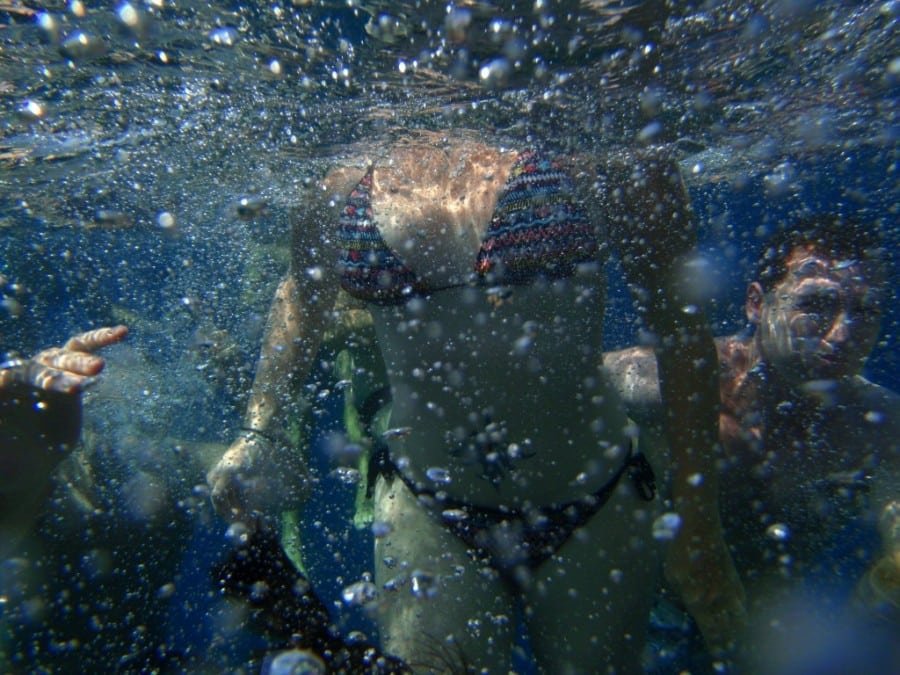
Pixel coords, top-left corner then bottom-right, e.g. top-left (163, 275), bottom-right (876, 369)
top-left (207, 167), bottom-right (365, 525)
top-left (606, 147), bottom-right (746, 654)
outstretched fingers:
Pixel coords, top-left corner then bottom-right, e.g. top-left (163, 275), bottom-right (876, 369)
top-left (30, 365), bottom-right (89, 394)
top-left (34, 348), bottom-right (105, 377)
top-left (30, 325), bottom-right (129, 393)
top-left (62, 325), bottom-right (128, 353)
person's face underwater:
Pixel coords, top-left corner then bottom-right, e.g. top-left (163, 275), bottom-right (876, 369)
top-left (748, 245), bottom-right (884, 382)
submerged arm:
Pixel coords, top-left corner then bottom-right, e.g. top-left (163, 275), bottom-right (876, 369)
top-left (241, 272), bottom-right (324, 441)
top-left (606, 148), bottom-right (745, 653)
top-left (208, 172), bottom-right (359, 524)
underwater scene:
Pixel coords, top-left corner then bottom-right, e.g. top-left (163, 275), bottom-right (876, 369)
top-left (0, 1), bottom-right (897, 673)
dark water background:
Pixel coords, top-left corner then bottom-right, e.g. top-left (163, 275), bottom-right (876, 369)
top-left (1, 0), bottom-right (897, 672)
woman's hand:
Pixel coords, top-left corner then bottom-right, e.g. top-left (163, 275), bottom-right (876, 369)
top-left (207, 431), bottom-right (309, 527)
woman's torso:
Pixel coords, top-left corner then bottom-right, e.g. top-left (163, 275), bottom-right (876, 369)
top-left (337, 132), bottom-right (629, 507)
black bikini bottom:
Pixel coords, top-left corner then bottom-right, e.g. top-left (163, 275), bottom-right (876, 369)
top-left (368, 439), bottom-right (656, 588)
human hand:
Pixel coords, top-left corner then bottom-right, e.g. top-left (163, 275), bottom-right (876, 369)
top-left (0, 325), bottom-right (128, 543)
top-left (664, 514), bottom-right (748, 658)
top-left (207, 431), bottom-right (309, 527)
top-left (855, 551), bottom-right (900, 622)
top-left (207, 434), bottom-right (267, 525)
top-left (0, 325), bottom-right (128, 394)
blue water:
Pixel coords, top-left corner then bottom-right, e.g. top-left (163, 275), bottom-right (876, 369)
top-left (1, 1), bottom-right (897, 672)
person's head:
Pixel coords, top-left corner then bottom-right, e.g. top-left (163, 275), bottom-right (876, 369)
top-left (746, 216), bottom-right (886, 381)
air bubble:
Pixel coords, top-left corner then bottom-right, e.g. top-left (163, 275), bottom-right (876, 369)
top-left (382, 427), bottom-right (412, 440)
top-left (864, 410), bottom-right (884, 424)
top-left (652, 512), bottom-right (682, 541)
top-left (638, 121), bottom-right (662, 143)
top-left (341, 580), bottom-right (378, 607)
top-left (225, 522), bottom-right (250, 545)
top-left (157, 582), bottom-right (176, 600)
top-left (425, 467), bottom-right (452, 485)
top-left (766, 523), bottom-right (790, 541)
top-left (265, 649), bottom-right (326, 675)
top-left (209, 27), bottom-right (239, 47)
top-left (60, 31), bottom-right (106, 60)
top-left (763, 161), bottom-right (797, 196)
top-left (513, 335), bottom-right (533, 355)
top-left (445, 7), bottom-right (472, 42)
top-left (371, 521), bottom-right (393, 538)
top-left (250, 581), bottom-right (269, 601)
top-left (236, 196), bottom-right (267, 220)
top-left (116, 3), bottom-right (140, 30)
top-left (18, 100), bottom-right (45, 121)
top-left (37, 12), bottom-right (57, 38)
top-left (441, 509), bottom-right (468, 522)
top-left (410, 570), bottom-right (437, 599)
top-left (157, 211), bottom-right (176, 229)
top-left (331, 467), bottom-right (361, 485)
top-left (478, 58), bottom-right (511, 88)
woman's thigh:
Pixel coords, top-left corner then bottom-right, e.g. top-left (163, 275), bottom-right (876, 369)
top-left (373, 475), bottom-right (517, 673)
top-left (524, 481), bottom-right (663, 674)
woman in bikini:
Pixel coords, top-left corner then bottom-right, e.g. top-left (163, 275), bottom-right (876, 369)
top-left (207, 130), bottom-right (743, 672)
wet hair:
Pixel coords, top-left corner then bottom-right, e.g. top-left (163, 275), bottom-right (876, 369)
top-left (756, 215), bottom-right (885, 291)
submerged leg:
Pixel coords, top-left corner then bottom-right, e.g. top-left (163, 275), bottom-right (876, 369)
top-left (524, 481), bottom-right (662, 674)
top-left (373, 475), bottom-right (516, 673)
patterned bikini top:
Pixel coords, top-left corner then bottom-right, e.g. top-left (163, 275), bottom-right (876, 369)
top-left (337, 150), bottom-right (598, 304)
